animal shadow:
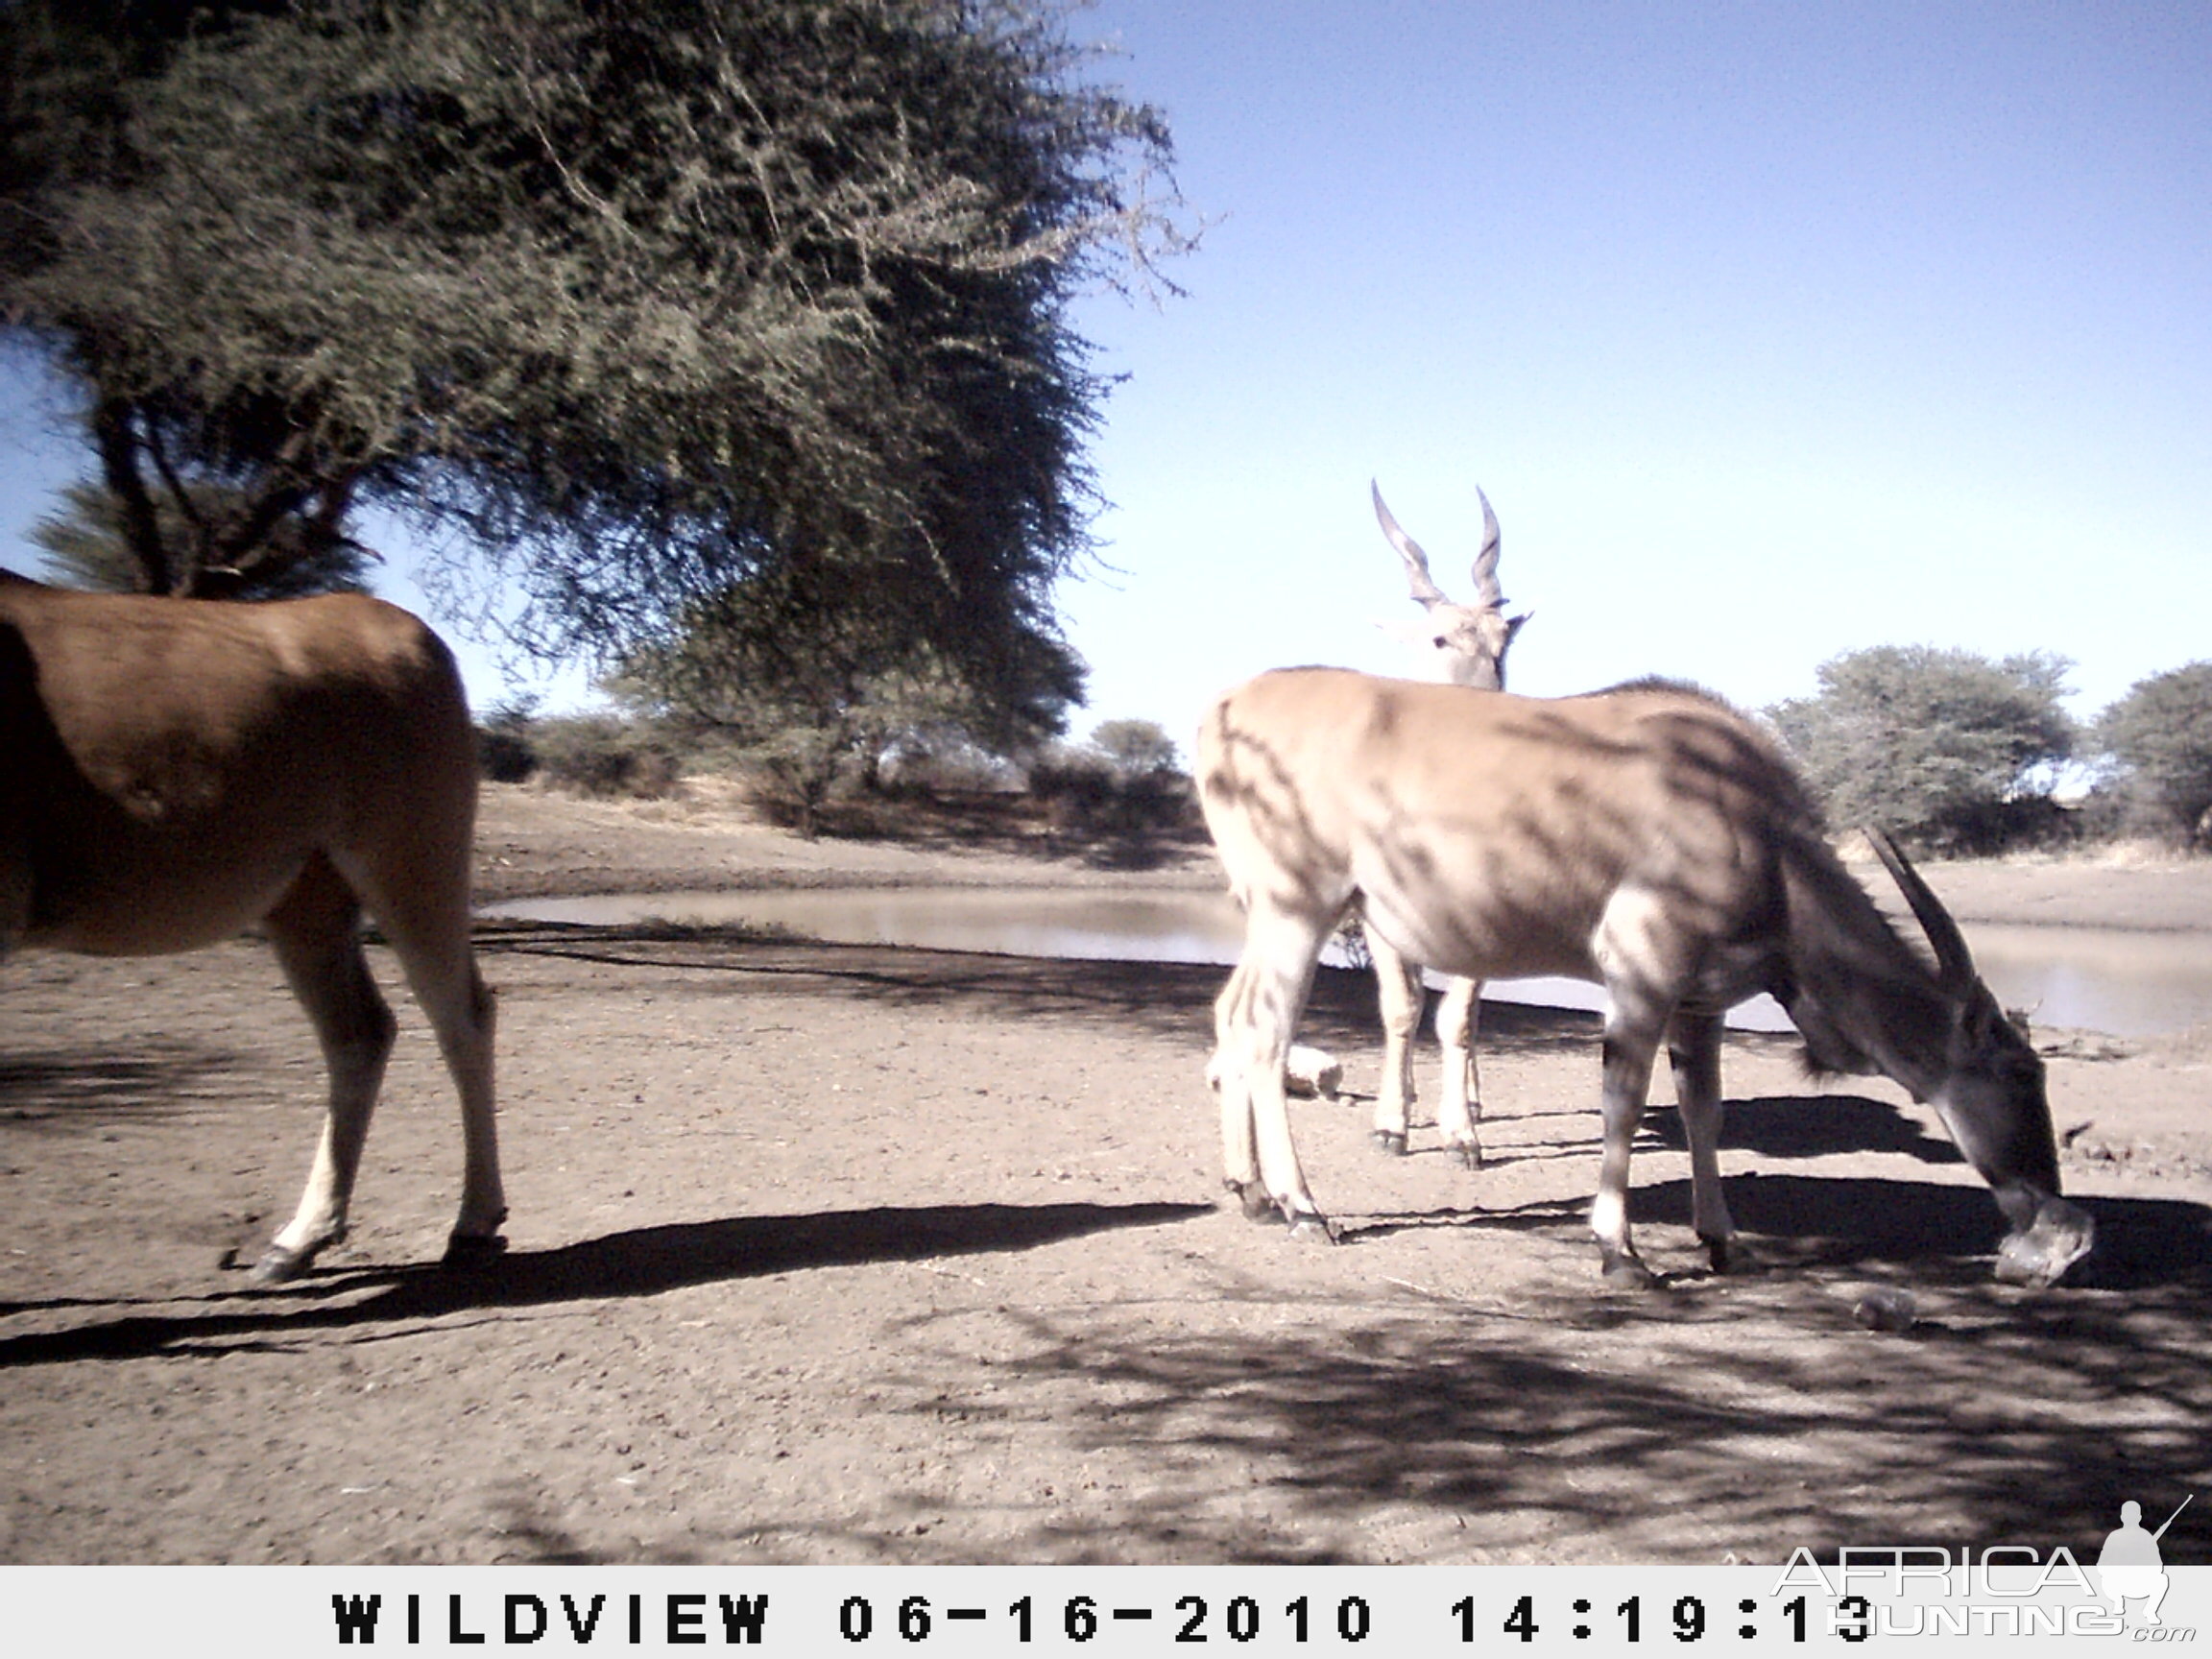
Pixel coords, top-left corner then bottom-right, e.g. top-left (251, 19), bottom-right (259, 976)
top-left (0, 1200), bottom-right (1214, 1368)
top-left (1634, 1172), bottom-right (2212, 1289)
top-left (1644, 1093), bottom-right (1962, 1165)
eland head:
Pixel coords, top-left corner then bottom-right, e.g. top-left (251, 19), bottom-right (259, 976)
top-left (1370, 481), bottom-right (1530, 690)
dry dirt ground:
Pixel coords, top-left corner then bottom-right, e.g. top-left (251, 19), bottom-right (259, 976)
top-left (2, 784), bottom-right (2209, 1565)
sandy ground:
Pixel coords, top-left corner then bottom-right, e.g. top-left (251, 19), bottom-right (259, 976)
top-left (2, 782), bottom-right (2208, 1565)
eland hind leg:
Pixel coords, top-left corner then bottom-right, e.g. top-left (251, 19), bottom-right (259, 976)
top-left (1214, 900), bottom-right (1335, 1238)
top-left (340, 837), bottom-right (506, 1270)
top-left (1207, 962), bottom-right (1271, 1220)
top-left (255, 854), bottom-right (396, 1283)
top-left (1590, 885), bottom-right (1704, 1286)
top-left (1590, 1005), bottom-right (1667, 1286)
top-left (1433, 975), bottom-right (1485, 1167)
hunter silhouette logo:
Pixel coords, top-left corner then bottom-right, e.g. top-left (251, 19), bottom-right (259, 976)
top-left (2098, 1495), bottom-right (2192, 1626)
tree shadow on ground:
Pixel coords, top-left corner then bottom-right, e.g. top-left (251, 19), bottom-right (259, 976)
top-left (958, 1267), bottom-right (2212, 1563)
top-left (450, 1175), bottom-right (2212, 1566)
top-left (0, 1199), bottom-right (1214, 1367)
top-left (469, 932), bottom-right (1828, 1085)
top-left (441, 1177), bottom-right (2212, 1567)
top-left (475, 924), bottom-right (1230, 1044)
top-left (0, 1042), bottom-right (244, 1129)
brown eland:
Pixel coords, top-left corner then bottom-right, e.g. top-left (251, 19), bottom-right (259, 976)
top-left (1196, 665), bottom-right (2093, 1288)
top-left (1, 574), bottom-right (505, 1283)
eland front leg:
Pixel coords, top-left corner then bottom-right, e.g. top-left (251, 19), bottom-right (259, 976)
top-left (1590, 884), bottom-right (1710, 1286)
top-left (1370, 945), bottom-right (1484, 1166)
top-left (1369, 934), bottom-right (1424, 1156)
top-left (1668, 1009), bottom-right (1738, 1273)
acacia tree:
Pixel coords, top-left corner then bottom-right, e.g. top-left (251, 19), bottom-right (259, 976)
top-left (1, 0), bottom-right (1188, 714)
top-left (1086, 717), bottom-right (1180, 779)
top-left (614, 564), bottom-right (1083, 835)
top-left (2096, 662), bottom-right (2212, 847)
top-left (1767, 645), bottom-right (2075, 853)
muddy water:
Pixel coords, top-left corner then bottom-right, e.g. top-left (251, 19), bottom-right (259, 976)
top-left (480, 888), bottom-right (2212, 1038)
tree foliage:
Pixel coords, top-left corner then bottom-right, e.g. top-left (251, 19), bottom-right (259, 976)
top-left (1, 0), bottom-right (1189, 718)
top-left (29, 480), bottom-right (377, 596)
top-left (2095, 662), bottom-right (2212, 847)
top-left (1767, 645), bottom-right (2075, 853)
top-left (612, 563), bottom-right (1084, 835)
top-left (1085, 717), bottom-right (1180, 779)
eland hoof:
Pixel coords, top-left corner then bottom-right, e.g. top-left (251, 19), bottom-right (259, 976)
top-left (250, 1222), bottom-right (345, 1285)
top-left (1230, 1181), bottom-right (1279, 1223)
top-left (442, 1231), bottom-right (509, 1272)
top-left (1994, 1199), bottom-right (2095, 1287)
top-left (1599, 1252), bottom-right (1661, 1290)
top-left (1369, 1129), bottom-right (1408, 1157)
top-left (249, 1230), bottom-right (343, 1285)
top-left (1700, 1233), bottom-right (1743, 1275)
top-left (249, 1242), bottom-right (315, 1286)
top-left (1284, 1210), bottom-right (1340, 1244)
top-left (1449, 1140), bottom-right (1484, 1171)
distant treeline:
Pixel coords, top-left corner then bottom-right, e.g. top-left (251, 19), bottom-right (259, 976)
top-left (1765, 646), bottom-right (2212, 854)
top-left (481, 647), bottom-right (2212, 859)
top-left (477, 707), bottom-right (1200, 848)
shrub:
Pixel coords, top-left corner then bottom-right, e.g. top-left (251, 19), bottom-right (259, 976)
top-left (1027, 744), bottom-right (1195, 837)
top-left (529, 715), bottom-right (683, 800)
top-left (738, 728), bottom-right (846, 836)
top-left (477, 704), bottom-right (540, 784)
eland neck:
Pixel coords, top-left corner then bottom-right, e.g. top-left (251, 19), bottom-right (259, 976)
top-left (1773, 831), bottom-right (1965, 1104)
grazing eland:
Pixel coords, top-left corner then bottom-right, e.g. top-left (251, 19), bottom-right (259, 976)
top-left (1197, 666), bottom-right (2094, 1288)
top-left (1364, 482), bottom-right (1528, 1164)
top-left (1, 574), bottom-right (506, 1283)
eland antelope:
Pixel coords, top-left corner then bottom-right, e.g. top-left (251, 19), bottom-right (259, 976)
top-left (1365, 483), bottom-right (1528, 1164)
top-left (1197, 666), bottom-right (2094, 1288)
top-left (1, 575), bottom-right (506, 1283)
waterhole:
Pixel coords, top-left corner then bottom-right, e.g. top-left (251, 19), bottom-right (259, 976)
top-left (481, 887), bottom-right (2212, 1038)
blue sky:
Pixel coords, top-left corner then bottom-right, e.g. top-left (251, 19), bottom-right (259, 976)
top-left (5, 1), bottom-right (2207, 753)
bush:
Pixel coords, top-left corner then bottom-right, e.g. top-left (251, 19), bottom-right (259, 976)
top-left (1027, 745), bottom-right (1195, 837)
top-left (874, 733), bottom-right (1024, 795)
top-left (529, 715), bottom-right (683, 800)
top-left (738, 728), bottom-right (847, 836)
top-left (477, 704), bottom-right (540, 784)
